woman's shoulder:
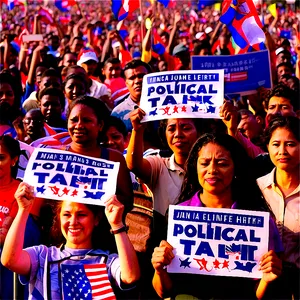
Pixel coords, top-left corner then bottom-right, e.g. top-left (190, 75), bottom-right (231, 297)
top-left (105, 147), bottom-right (126, 163)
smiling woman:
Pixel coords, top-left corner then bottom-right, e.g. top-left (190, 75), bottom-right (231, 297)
top-left (1, 184), bottom-right (140, 299)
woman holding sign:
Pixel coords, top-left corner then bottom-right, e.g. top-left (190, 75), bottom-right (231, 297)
top-left (1, 182), bottom-right (140, 299)
top-left (151, 133), bottom-right (283, 299)
top-left (257, 116), bottom-right (300, 299)
top-left (127, 108), bottom-right (203, 243)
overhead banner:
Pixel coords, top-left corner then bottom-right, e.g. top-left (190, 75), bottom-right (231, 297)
top-left (192, 50), bottom-right (272, 95)
top-left (140, 70), bottom-right (224, 122)
top-left (23, 148), bottom-right (119, 206)
top-left (167, 205), bottom-right (269, 279)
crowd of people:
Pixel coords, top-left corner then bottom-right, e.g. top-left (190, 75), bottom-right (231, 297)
top-left (0, 0), bottom-right (299, 299)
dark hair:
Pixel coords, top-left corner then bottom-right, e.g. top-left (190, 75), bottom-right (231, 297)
top-left (276, 61), bottom-right (293, 72)
top-left (104, 57), bottom-right (121, 67)
top-left (0, 71), bottom-right (20, 109)
top-left (193, 40), bottom-right (212, 55)
top-left (178, 133), bottom-right (267, 211)
top-left (0, 135), bottom-right (21, 178)
top-left (265, 83), bottom-right (298, 111)
top-left (103, 116), bottom-right (128, 138)
top-left (158, 118), bottom-right (204, 150)
top-left (67, 95), bottom-right (110, 125)
top-left (50, 201), bottom-right (106, 249)
top-left (62, 73), bottom-right (89, 94)
top-left (123, 59), bottom-right (152, 74)
top-left (38, 87), bottom-right (66, 109)
top-left (264, 116), bottom-right (299, 145)
top-left (41, 68), bottom-right (62, 82)
top-left (67, 96), bottom-right (110, 144)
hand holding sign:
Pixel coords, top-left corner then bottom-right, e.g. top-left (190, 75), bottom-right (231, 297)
top-left (14, 182), bottom-right (35, 212)
top-left (129, 107), bottom-right (146, 132)
top-left (259, 250), bottom-right (282, 283)
top-left (152, 240), bottom-right (175, 273)
top-left (105, 195), bottom-right (125, 231)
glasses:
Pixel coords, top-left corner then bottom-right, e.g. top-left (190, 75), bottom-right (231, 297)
top-left (23, 119), bottom-right (44, 125)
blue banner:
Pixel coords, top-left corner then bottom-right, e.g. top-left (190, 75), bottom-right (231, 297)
top-left (192, 50), bottom-right (272, 95)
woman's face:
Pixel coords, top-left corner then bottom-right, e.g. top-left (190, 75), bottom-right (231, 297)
top-left (64, 78), bottom-right (86, 103)
top-left (68, 104), bottom-right (103, 145)
top-left (60, 202), bottom-right (99, 249)
top-left (268, 127), bottom-right (299, 172)
top-left (0, 143), bottom-right (17, 182)
top-left (104, 126), bottom-right (126, 153)
top-left (0, 83), bottom-right (14, 107)
top-left (40, 95), bottom-right (62, 125)
top-left (197, 142), bottom-right (234, 196)
top-left (165, 118), bottom-right (198, 158)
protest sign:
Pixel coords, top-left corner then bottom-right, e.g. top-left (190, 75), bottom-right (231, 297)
top-left (23, 148), bottom-right (119, 206)
top-left (192, 50), bottom-right (272, 95)
top-left (167, 205), bottom-right (269, 279)
top-left (140, 70), bottom-right (224, 122)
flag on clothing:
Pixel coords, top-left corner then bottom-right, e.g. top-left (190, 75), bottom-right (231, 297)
top-left (61, 263), bottom-right (116, 300)
top-left (38, 7), bottom-right (54, 25)
top-left (220, 0), bottom-right (265, 53)
top-left (112, 0), bottom-right (139, 21)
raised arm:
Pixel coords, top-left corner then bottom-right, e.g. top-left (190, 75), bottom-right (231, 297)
top-left (1, 182), bottom-right (33, 276)
top-left (125, 108), bottom-right (152, 183)
top-left (152, 240), bottom-right (174, 298)
top-left (105, 195), bottom-right (140, 285)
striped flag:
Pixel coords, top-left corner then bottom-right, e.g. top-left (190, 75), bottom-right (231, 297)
top-left (38, 7), bottom-right (54, 25)
top-left (61, 263), bottom-right (116, 300)
top-left (112, 0), bottom-right (139, 21)
top-left (220, 0), bottom-right (265, 53)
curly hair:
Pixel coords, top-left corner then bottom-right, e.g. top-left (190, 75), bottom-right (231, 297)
top-left (177, 133), bottom-right (267, 211)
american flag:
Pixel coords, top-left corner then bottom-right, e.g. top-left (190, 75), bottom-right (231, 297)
top-left (61, 263), bottom-right (116, 300)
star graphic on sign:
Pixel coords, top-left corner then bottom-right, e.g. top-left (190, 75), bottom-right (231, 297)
top-left (181, 106), bottom-right (187, 112)
top-left (213, 259), bottom-right (221, 269)
top-left (71, 189), bottom-right (78, 197)
top-left (50, 186), bottom-right (60, 195)
top-left (194, 257), bottom-right (212, 272)
top-left (160, 106), bottom-right (171, 115)
top-left (179, 257), bottom-right (192, 269)
top-left (62, 187), bottom-right (70, 196)
top-left (36, 185), bottom-right (46, 194)
top-left (207, 105), bottom-right (216, 114)
top-left (222, 260), bottom-right (230, 269)
top-left (173, 106), bottom-right (179, 113)
top-left (191, 104), bottom-right (199, 112)
top-left (149, 108), bottom-right (158, 116)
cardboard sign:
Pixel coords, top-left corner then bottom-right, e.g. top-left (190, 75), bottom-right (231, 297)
top-left (23, 148), bottom-right (119, 206)
top-left (22, 34), bottom-right (44, 43)
top-left (140, 70), bottom-right (224, 122)
top-left (192, 50), bottom-right (272, 95)
top-left (167, 205), bottom-right (269, 279)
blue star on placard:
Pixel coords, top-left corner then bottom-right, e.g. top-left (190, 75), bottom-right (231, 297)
top-left (36, 185), bottom-right (46, 194)
top-left (179, 257), bottom-right (192, 269)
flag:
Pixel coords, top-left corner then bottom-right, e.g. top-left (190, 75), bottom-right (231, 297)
top-left (268, 3), bottom-right (277, 18)
top-left (61, 263), bottom-right (116, 300)
top-left (38, 7), bottom-right (54, 25)
top-left (112, 0), bottom-right (139, 21)
top-left (198, 0), bottom-right (219, 10)
top-left (7, 0), bottom-right (15, 10)
top-left (55, 0), bottom-right (76, 12)
top-left (220, 0), bottom-right (265, 52)
top-left (157, 0), bottom-right (169, 7)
